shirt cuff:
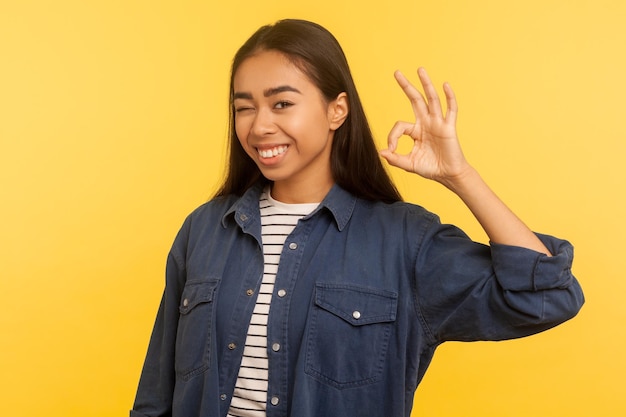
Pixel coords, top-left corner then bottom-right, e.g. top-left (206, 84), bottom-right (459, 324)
top-left (491, 233), bottom-right (575, 292)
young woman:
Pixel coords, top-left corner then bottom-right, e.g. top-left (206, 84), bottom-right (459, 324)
top-left (131, 19), bottom-right (584, 417)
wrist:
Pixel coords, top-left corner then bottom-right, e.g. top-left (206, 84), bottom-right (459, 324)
top-left (439, 164), bottom-right (481, 195)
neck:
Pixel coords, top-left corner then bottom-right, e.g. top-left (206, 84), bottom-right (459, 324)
top-left (270, 177), bottom-right (333, 204)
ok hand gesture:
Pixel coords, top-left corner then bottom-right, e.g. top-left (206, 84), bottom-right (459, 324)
top-left (379, 68), bottom-right (471, 188)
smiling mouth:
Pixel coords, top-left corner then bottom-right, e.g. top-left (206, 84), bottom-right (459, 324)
top-left (257, 145), bottom-right (288, 159)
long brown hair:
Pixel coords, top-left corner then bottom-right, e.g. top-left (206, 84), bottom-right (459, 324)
top-left (214, 19), bottom-right (402, 203)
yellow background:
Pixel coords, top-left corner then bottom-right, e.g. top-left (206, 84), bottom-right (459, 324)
top-left (1, 1), bottom-right (624, 416)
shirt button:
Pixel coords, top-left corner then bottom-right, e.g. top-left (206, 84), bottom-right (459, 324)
top-left (220, 394), bottom-right (227, 401)
top-left (352, 311), bottom-right (361, 320)
top-left (246, 288), bottom-right (254, 296)
top-left (228, 342), bottom-right (236, 350)
top-left (277, 289), bottom-right (286, 297)
top-left (182, 298), bottom-right (189, 307)
top-left (239, 214), bottom-right (248, 222)
top-left (271, 396), bottom-right (280, 406)
top-left (272, 342), bottom-right (281, 352)
top-left (288, 242), bottom-right (298, 250)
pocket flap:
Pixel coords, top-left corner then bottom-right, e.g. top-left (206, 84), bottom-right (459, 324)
top-left (314, 283), bottom-right (397, 326)
top-left (179, 280), bottom-right (219, 314)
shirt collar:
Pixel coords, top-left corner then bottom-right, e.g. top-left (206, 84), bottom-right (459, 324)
top-left (315, 184), bottom-right (357, 231)
top-left (221, 181), bottom-right (357, 232)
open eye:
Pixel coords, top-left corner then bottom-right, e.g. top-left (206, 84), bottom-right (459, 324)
top-left (275, 101), bottom-right (293, 109)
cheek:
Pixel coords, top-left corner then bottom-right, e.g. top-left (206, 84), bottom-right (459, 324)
top-left (234, 126), bottom-right (254, 158)
top-left (287, 110), bottom-right (330, 136)
top-left (234, 119), bottom-right (249, 145)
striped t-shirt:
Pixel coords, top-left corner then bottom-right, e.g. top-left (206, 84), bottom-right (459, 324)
top-left (227, 188), bottom-right (318, 417)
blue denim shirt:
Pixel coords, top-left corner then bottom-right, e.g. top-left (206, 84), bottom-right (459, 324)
top-left (131, 182), bottom-right (584, 417)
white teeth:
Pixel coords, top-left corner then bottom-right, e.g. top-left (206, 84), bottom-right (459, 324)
top-left (258, 145), bottom-right (287, 159)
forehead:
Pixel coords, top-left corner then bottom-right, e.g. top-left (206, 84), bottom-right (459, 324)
top-left (233, 50), bottom-right (315, 93)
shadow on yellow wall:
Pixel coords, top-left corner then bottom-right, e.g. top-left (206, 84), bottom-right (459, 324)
top-left (1, 1), bottom-right (623, 416)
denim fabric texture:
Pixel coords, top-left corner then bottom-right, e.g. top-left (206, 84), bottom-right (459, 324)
top-left (131, 182), bottom-right (584, 417)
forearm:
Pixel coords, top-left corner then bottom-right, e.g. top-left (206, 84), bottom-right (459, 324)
top-left (442, 166), bottom-right (552, 256)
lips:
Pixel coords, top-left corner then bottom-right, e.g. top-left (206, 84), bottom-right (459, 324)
top-left (257, 145), bottom-right (288, 159)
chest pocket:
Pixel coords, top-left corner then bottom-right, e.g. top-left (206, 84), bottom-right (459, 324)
top-left (305, 283), bottom-right (398, 389)
top-left (175, 279), bottom-right (220, 381)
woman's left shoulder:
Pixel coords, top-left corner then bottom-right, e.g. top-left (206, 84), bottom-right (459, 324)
top-left (353, 198), bottom-right (442, 235)
top-left (366, 198), bottom-right (439, 220)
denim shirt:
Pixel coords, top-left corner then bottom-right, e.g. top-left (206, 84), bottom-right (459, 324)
top-left (131, 182), bottom-right (584, 417)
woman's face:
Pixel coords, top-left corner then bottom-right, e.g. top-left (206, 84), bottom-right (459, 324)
top-left (232, 50), bottom-right (347, 203)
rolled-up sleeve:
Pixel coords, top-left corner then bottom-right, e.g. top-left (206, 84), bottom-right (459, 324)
top-left (492, 233), bottom-right (575, 290)
top-left (415, 221), bottom-right (584, 343)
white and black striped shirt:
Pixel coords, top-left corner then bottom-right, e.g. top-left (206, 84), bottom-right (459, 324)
top-left (227, 189), bottom-right (318, 417)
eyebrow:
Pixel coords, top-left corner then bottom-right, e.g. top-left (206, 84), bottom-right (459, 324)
top-left (233, 85), bottom-right (302, 100)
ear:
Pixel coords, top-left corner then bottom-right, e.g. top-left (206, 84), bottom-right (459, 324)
top-left (328, 92), bottom-right (349, 131)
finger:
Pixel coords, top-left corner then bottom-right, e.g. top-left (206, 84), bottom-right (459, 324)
top-left (443, 82), bottom-right (458, 124)
top-left (379, 148), bottom-right (413, 172)
top-left (386, 120), bottom-right (418, 152)
top-left (417, 67), bottom-right (443, 119)
top-left (394, 70), bottom-right (428, 119)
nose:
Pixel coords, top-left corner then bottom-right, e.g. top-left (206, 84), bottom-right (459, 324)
top-left (250, 107), bottom-right (276, 137)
